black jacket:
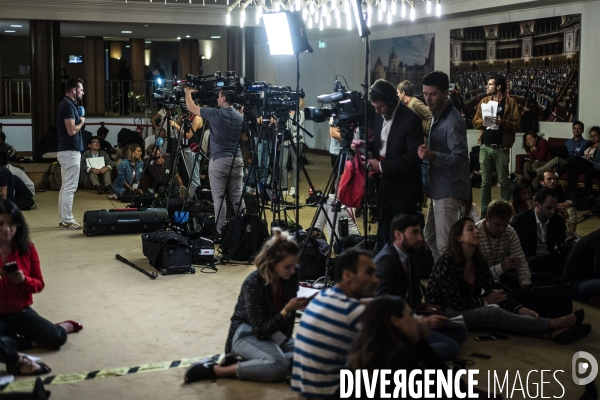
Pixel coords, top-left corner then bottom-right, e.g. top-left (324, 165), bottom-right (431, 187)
top-left (510, 209), bottom-right (567, 259)
top-left (374, 242), bottom-right (422, 306)
top-left (367, 103), bottom-right (423, 215)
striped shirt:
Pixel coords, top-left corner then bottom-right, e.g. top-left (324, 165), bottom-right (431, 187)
top-left (475, 220), bottom-right (532, 287)
top-left (291, 286), bottom-right (365, 398)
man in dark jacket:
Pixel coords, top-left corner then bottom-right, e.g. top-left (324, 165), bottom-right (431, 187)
top-left (352, 79), bottom-right (423, 252)
top-left (510, 188), bottom-right (568, 277)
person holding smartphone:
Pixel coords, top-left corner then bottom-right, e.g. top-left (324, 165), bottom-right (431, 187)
top-left (185, 229), bottom-right (312, 384)
top-left (0, 199), bottom-right (82, 375)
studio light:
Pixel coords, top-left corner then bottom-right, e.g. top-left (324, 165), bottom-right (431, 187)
top-left (263, 11), bottom-right (313, 55)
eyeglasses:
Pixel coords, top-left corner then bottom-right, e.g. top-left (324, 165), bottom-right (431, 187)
top-left (91, 141), bottom-right (100, 144)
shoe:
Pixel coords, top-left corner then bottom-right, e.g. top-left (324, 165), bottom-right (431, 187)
top-left (554, 323), bottom-right (592, 344)
top-left (60, 221), bottom-right (82, 230)
top-left (96, 185), bottom-right (105, 195)
top-left (184, 359), bottom-right (216, 383)
top-left (574, 309), bottom-right (585, 326)
top-left (524, 167), bottom-right (535, 180)
top-left (288, 187), bottom-right (296, 197)
top-left (212, 231), bottom-right (223, 244)
top-left (7, 356), bottom-right (52, 376)
top-left (105, 186), bottom-right (114, 195)
top-left (108, 193), bottom-right (118, 200)
top-left (55, 320), bottom-right (83, 333)
top-left (216, 353), bottom-right (241, 367)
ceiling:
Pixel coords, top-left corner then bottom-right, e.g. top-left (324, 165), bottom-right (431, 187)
top-left (0, 0), bottom-right (592, 42)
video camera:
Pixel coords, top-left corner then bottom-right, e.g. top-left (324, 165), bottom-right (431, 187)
top-left (243, 82), bottom-right (305, 115)
top-left (305, 80), bottom-right (374, 141)
top-left (175, 71), bottom-right (244, 105)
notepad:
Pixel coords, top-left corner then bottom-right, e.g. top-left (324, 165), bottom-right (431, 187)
top-left (87, 157), bottom-right (106, 169)
top-left (481, 101), bottom-right (499, 129)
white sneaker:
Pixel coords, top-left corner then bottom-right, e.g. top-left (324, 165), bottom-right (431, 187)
top-left (288, 187), bottom-right (296, 197)
top-left (60, 221), bottom-right (82, 230)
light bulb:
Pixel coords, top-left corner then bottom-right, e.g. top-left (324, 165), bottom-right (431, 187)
top-left (436, 1), bottom-right (441, 16)
top-left (320, 18), bottom-right (323, 30)
top-left (346, 13), bottom-right (352, 30)
top-left (378, 8), bottom-right (382, 21)
top-left (368, 4), bottom-right (372, 19)
top-left (314, 11), bottom-right (319, 22)
top-left (387, 10), bottom-right (392, 23)
top-left (241, 10), bottom-right (245, 27)
top-left (303, 8), bottom-right (308, 20)
top-left (326, 13), bottom-right (331, 25)
top-left (381, 0), bottom-right (386, 12)
top-left (275, 1), bottom-right (280, 11)
top-left (367, 16), bottom-right (371, 27)
top-left (296, 0), bottom-right (301, 11)
top-left (410, 3), bottom-right (415, 20)
top-left (310, 2), bottom-right (315, 12)
top-left (401, 1), bottom-right (405, 18)
top-left (335, 8), bottom-right (340, 19)
top-left (308, 17), bottom-right (313, 28)
top-left (226, 12), bottom-right (231, 25)
top-left (426, 0), bottom-right (431, 14)
top-left (391, 0), bottom-right (396, 15)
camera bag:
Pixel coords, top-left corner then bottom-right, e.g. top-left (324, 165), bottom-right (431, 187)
top-left (141, 229), bottom-right (193, 275)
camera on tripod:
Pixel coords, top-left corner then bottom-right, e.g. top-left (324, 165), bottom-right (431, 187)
top-left (244, 82), bottom-right (305, 114)
top-left (305, 80), bottom-right (374, 141)
top-left (175, 71), bottom-right (245, 105)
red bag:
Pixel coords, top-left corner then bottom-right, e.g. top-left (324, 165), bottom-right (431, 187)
top-left (338, 155), bottom-right (365, 208)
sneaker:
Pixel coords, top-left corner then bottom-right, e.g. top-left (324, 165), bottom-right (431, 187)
top-left (105, 186), bottom-right (114, 195)
top-left (108, 193), bottom-right (118, 200)
top-left (212, 231), bottom-right (223, 244)
top-left (184, 359), bottom-right (216, 384)
top-left (60, 221), bottom-right (82, 230)
top-left (96, 185), bottom-right (105, 195)
top-left (288, 187), bottom-right (296, 197)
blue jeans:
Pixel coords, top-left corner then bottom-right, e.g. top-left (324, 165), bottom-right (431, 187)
top-left (427, 322), bottom-right (468, 361)
top-left (232, 323), bottom-right (294, 382)
top-left (572, 279), bottom-right (600, 303)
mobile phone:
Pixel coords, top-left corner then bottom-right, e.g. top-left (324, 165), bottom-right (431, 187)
top-left (490, 333), bottom-right (509, 340)
top-left (2, 262), bottom-right (17, 273)
top-left (474, 335), bottom-right (496, 341)
top-left (470, 353), bottom-right (492, 360)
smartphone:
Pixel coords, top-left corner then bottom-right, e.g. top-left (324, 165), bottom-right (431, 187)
top-left (474, 335), bottom-right (496, 341)
top-left (470, 353), bottom-right (492, 360)
top-left (2, 262), bottom-right (17, 273)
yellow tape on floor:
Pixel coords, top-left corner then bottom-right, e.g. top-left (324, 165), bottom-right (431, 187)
top-left (0, 356), bottom-right (211, 393)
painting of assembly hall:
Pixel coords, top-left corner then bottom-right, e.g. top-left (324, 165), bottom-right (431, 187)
top-left (450, 14), bottom-right (580, 125)
top-left (370, 33), bottom-right (435, 97)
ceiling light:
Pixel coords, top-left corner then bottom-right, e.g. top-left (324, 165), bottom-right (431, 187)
top-left (4, 30), bottom-right (16, 33)
top-left (145, 40), bottom-right (152, 43)
top-left (211, 35), bottom-right (221, 39)
top-left (177, 36), bottom-right (181, 39)
top-left (121, 30), bottom-right (132, 34)
top-left (186, 35), bottom-right (190, 38)
top-left (126, 45), bottom-right (131, 48)
top-left (9, 25), bottom-right (22, 28)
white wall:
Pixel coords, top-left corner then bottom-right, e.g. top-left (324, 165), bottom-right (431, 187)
top-left (254, 1), bottom-right (599, 158)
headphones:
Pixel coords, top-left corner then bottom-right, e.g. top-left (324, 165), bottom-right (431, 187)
top-left (370, 81), bottom-right (398, 111)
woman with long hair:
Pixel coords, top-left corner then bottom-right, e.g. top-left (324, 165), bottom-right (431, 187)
top-left (185, 229), bottom-right (313, 383)
top-left (110, 144), bottom-right (144, 199)
top-left (0, 200), bottom-right (82, 375)
top-left (522, 131), bottom-right (551, 185)
top-left (426, 217), bottom-right (590, 344)
top-left (511, 177), bottom-right (534, 215)
top-left (170, 110), bottom-right (204, 201)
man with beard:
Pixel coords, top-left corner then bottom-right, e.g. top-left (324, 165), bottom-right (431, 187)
top-left (374, 214), bottom-right (467, 361)
top-left (472, 74), bottom-right (521, 216)
top-left (57, 78), bottom-right (85, 229)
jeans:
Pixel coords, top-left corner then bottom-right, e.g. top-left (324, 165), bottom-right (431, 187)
top-left (572, 279), bottom-right (600, 303)
top-left (282, 144), bottom-right (301, 190)
top-left (209, 156), bottom-right (245, 233)
top-left (479, 145), bottom-right (510, 214)
top-left (232, 323), bottom-right (294, 382)
top-left (421, 161), bottom-right (429, 196)
top-left (444, 306), bottom-right (550, 338)
top-left (183, 147), bottom-right (201, 199)
top-left (0, 307), bottom-right (68, 351)
top-left (424, 197), bottom-right (462, 261)
top-left (57, 150), bottom-right (81, 223)
top-left (427, 322), bottom-right (468, 362)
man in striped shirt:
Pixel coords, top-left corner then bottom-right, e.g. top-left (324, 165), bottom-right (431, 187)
top-left (475, 199), bottom-right (532, 289)
top-left (291, 249), bottom-right (379, 399)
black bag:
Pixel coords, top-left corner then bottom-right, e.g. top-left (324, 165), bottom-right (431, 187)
top-left (514, 284), bottom-right (573, 319)
top-left (332, 234), bottom-right (377, 254)
top-left (296, 229), bottom-right (331, 280)
top-left (220, 214), bottom-right (268, 262)
top-left (191, 237), bottom-right (215, 264)
top-left (83, 208), bottom-right (169, 237)
top-left (141, 230), bottom-right (193, 275)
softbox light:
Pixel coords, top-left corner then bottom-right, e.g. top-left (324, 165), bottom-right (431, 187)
top-left (352, 0), bottom-right (370, 38)
top-left (263, 11), bottom-right (313, 55)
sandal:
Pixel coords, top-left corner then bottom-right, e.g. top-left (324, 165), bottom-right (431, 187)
top-left (7, 356), bottom-right (52, 376)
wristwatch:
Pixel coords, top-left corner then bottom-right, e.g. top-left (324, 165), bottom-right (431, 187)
top-left (280, 309), bottom-right (289, 318)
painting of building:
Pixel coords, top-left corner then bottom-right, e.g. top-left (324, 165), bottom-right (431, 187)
top-left (370, 33), bottom-right (435, 96)
top-left (450, 14), bottom-right (580, 123)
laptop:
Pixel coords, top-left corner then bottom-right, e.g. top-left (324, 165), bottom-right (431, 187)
top-left (549, 146), bottom-right (570, 160)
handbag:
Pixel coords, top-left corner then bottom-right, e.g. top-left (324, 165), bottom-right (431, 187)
top-left (338, 155), bottom-right (365, 208)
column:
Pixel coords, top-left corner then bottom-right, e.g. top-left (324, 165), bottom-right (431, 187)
top-left (130, 38), bottom-right (145, 111)
top-left (84, 37), bottom-right (105, 116)
top-left (29, 20), bottom-right (61, 162)
top-left (179, 39), bottom-right (199, 77)
top-left (227, 27), bottom-right (255, 80)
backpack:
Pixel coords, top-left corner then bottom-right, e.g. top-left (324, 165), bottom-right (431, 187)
top-left (295, 229), bottom-right (331, 280)
top-left (220, 214), bottom-right (268, 262)
top-left (45, 162), bottom-right (62, 191)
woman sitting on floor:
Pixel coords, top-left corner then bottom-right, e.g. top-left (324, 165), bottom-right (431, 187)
top-left (0, 199), bottom-right (82, 375)
top-left (426, 217), bottom-right (591, 344)
top-left (522, 131), bottom-right (551, 186)
top-left (511, 177), bottom-right (534, 215)
top-left (110, 144), bottom-right (144, 199)
top-left (184, 229), bottom-right (313, 383)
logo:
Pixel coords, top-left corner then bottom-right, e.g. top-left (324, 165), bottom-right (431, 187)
top-left (572, 351), bottom-right (598, 386)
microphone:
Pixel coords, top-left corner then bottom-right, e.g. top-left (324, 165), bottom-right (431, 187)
top-left (189, 143), bottom-right (200, 153)
top-left (77, 106), bottom-right (85, 117)
top-left (156, 137), bottom-right (164, 148)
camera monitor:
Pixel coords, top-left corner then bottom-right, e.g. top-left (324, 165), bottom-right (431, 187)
top-left (263, 11), bottom-right (313, 56)
top-left (68, 55), bottom-right (83, 64)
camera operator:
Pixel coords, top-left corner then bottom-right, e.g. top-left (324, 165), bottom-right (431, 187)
top-left (184, 87), bottom-right (245, 241)
top-left (351, 79), bottom-right (423, 252)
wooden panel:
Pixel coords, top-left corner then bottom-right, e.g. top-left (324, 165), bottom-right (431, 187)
top-left (84, 37), bottom-right (105, 116)
top-left (130, 38), bottom-right (145, 100)
top-left (179, 39), bottom-right (199, 77)
top-left (29, 20), bottom-right (61, 162)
